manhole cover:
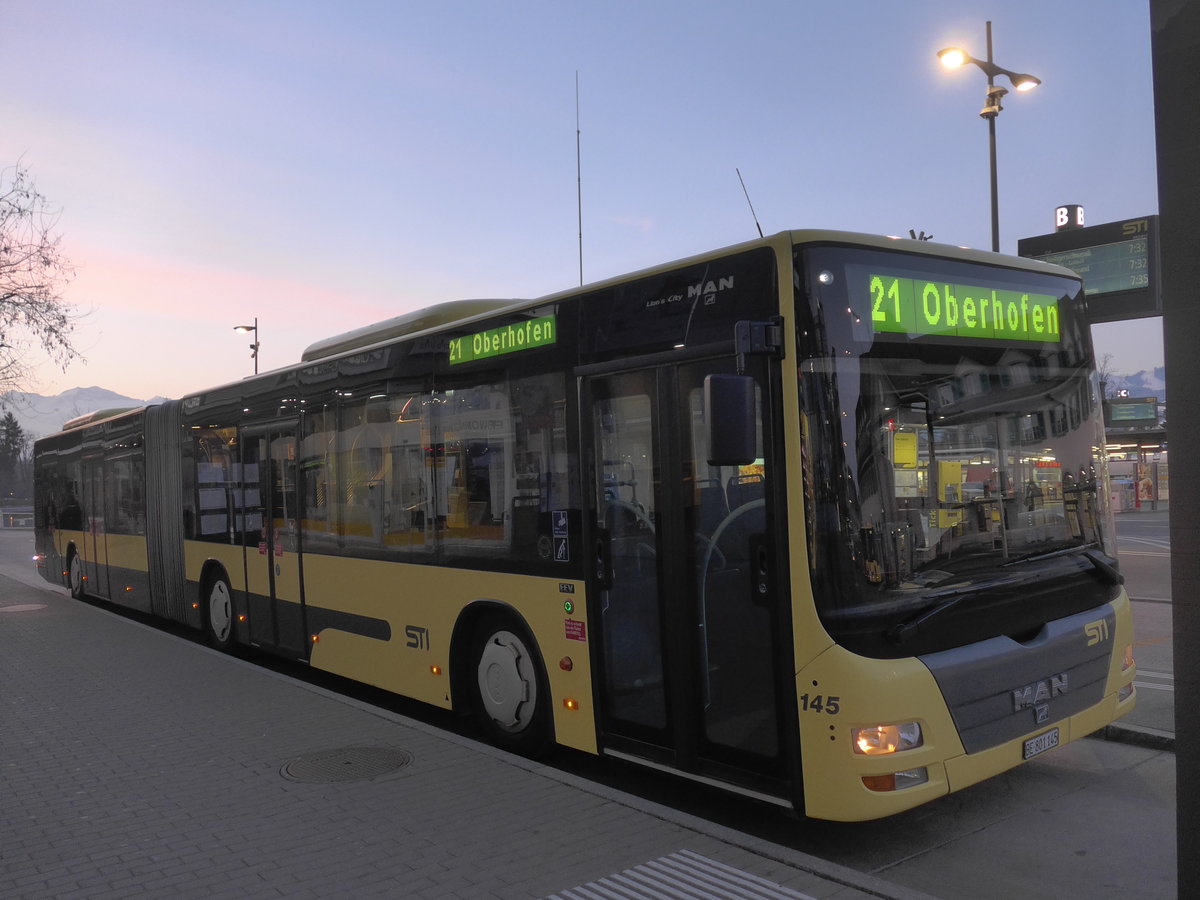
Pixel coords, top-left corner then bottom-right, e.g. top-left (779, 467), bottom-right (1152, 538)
top-left (281, 746), bottom-right (412, 783)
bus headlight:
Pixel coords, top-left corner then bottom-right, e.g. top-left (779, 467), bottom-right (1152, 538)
top-left (852, 722), bottom-right (923, 755)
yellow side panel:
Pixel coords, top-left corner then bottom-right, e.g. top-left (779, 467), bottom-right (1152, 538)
top-left (300, 555), bottom-right (597, 755)
top-left (1102, 590), bottom-right (1138, 703)
top-left (104, 533), bottom-right (148, 572)
top-left (796, 645), bottom-right (959, 821)
top-left (184, 542), bottom-right (245, 590)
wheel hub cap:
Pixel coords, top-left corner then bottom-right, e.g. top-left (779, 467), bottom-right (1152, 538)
top-left (478, 633), bottom-right (532, 728)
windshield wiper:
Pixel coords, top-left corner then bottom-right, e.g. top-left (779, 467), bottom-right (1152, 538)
top-left (1083, 549), bottom-right (1124, 585)
top-left (1000, 542), bottom-right (1098, 567)
top-left (999, 541), bottom-right (1123, 585)
top-left (886, 584), bottom-right (977, 645)
top-left (887, 543), bottom-right (1125, 646)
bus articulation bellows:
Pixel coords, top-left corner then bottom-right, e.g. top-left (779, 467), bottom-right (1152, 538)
top-left (33, 230), bottom-right (1136, 821)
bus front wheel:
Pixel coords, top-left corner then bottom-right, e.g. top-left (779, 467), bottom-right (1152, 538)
top-left (469, 615), bottom-right (553, 758)
top-left (202, 574), bottom-right (236, 652)
top-left (68, 550), bottom-right (86, 600)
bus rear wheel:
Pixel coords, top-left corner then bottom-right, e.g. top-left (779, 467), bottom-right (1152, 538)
top-left (470, 615), bottom-right (553, 758)
top-left (202, 573), bottom-right (236, 652)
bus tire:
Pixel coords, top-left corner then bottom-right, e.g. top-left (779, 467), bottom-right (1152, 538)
top-left (202, 572), bottom-right (236, 653)
top-left (67, 548), bottom-right (87, 600)
top-left (469, 614), bottom-right (553, 758)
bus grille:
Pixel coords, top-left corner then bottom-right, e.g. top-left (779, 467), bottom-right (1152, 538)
top-left (920, 603), bottom-right (1115, 754)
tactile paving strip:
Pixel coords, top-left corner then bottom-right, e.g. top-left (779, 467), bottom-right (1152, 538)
top-left (544, 848), bottom-right (816, 900)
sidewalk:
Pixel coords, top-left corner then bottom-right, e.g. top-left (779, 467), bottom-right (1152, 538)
top-left (0, 574), bottom-right (934, 900)
top-left (1105, 507), bottom-right (1176, 752)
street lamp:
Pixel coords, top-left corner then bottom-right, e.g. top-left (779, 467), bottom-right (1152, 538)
top-left (233, 317), bottom-right (260, 375)
top-left (938, 21), bottom-right (1041, 253)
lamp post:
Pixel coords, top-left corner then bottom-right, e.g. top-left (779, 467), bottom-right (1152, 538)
top-left (938, 21), bottom-right (1041, 253)
top-left (233, 317), bottom-right (260, 375)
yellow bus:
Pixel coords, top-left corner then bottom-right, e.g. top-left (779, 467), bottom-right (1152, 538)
top-left (33, 230), bottom-right (1136, 821)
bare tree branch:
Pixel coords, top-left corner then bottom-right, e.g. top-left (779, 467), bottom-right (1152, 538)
top-left (0, 161), bottom-right (81, 392)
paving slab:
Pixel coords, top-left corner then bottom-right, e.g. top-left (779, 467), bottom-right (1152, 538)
top-left (0, 574), bottom-right (934, 900)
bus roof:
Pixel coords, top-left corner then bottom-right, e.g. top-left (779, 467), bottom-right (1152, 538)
top-left (301, 298), bottom-right (525, 363)
top-left (199, 229), bottom-right (1083, 397)
top-left (60, 406), bottom-right (147, 432)
top-left (786, 229), bottom-right (1082, 280)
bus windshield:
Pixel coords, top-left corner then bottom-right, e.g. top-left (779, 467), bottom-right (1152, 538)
top-left (795, 244), bottom-right (1120, 658)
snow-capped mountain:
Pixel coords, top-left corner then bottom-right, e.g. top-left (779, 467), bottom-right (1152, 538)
top-left (1115, 367), bottom-right (1166, 402)
top-left (0, 387), bottom-right (161, 442)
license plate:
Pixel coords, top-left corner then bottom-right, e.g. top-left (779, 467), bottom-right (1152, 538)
top-left (1023, 727), bottom-right (1060, 760)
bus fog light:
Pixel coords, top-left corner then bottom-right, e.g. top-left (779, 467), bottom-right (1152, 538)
top-left (1118, 683), bottom-right (1134, 703)
top-left (862, 767), bottom-right (929, 792)
top-left (853, 722), bottom-right (922, 755)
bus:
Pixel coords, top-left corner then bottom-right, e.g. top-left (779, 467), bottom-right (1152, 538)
top-left (32, 230), bottom-right (1136, 821)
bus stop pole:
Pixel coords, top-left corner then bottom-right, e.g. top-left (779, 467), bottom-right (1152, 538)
top-left (1150, 1), bottom-right (1200, 894)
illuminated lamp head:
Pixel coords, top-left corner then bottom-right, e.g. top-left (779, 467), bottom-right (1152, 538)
top-left (1010, 73), bottom-right (1041, 92)
top-left (938, 47), bottom-right (969, 69)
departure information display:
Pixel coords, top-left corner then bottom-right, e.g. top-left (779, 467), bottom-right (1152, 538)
top-left (1107, 397), bottom-right (1158, 425)
top-left (1032, 238), bottom-right (1149, 297)
top-left (1018, 216), bottom-right (1160, 323)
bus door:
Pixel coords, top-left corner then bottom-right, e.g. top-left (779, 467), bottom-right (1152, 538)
top-left (240, 423), bottom-right (308, 658)
top-left (81, 456), bottom-right (110, 597)
top-left (585, 358), bottom-right (786, 793)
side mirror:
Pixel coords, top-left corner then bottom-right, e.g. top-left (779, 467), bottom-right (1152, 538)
top-left (705, 374), bottom-right (757, 465)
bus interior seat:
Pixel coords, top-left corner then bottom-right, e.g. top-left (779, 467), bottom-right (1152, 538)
top-left (694, 479), bottom-right (729, 536)
top-left (726, 473), bottom-right (764, 510)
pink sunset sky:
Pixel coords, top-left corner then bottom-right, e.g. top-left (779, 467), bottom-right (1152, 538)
top-left (4, 1), bottom-right (1160, 401)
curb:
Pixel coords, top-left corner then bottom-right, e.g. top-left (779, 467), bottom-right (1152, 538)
top-left (1097, 722), bottom-right (1175, 753)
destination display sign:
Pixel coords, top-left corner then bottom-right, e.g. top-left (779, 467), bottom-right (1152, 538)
top-left (869, 273), bottom-right (1060, 343)
top-left (448, 315), bottom-right (556, 365)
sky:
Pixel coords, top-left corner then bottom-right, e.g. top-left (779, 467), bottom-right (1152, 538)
top-left (2, 0), bottom-right (1160, 402)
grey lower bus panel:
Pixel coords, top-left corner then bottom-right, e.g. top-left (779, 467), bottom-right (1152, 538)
top-left (921, 602), bottom-right (1115, 753)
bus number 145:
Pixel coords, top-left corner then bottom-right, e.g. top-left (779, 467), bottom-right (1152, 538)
top-left (799, 693), bottom-right (841, 715)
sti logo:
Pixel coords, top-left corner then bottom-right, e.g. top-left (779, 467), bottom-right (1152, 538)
top-left (1085, 619), bottom-right (1110, 647)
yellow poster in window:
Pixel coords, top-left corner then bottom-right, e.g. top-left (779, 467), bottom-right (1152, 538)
top-left (893, 431), bottom-right (918, 469)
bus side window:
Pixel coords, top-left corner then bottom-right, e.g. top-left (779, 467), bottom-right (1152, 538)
top-left (432, 369), bottom-right (577, 568)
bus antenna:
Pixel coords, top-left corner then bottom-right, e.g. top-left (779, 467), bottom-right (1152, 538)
top-left (576, 72), bottom-right (584, 285)
top-left (737, 168), bottom-right (764, 239)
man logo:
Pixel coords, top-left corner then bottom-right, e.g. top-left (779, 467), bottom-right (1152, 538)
top-left (1012, 674), bottom-right (1068, 712)
top-left (1085, 619), bottom-right (1110, 647)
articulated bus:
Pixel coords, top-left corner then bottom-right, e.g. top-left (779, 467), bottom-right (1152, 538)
top-left (33, 230), bottom-right (1135, 821)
